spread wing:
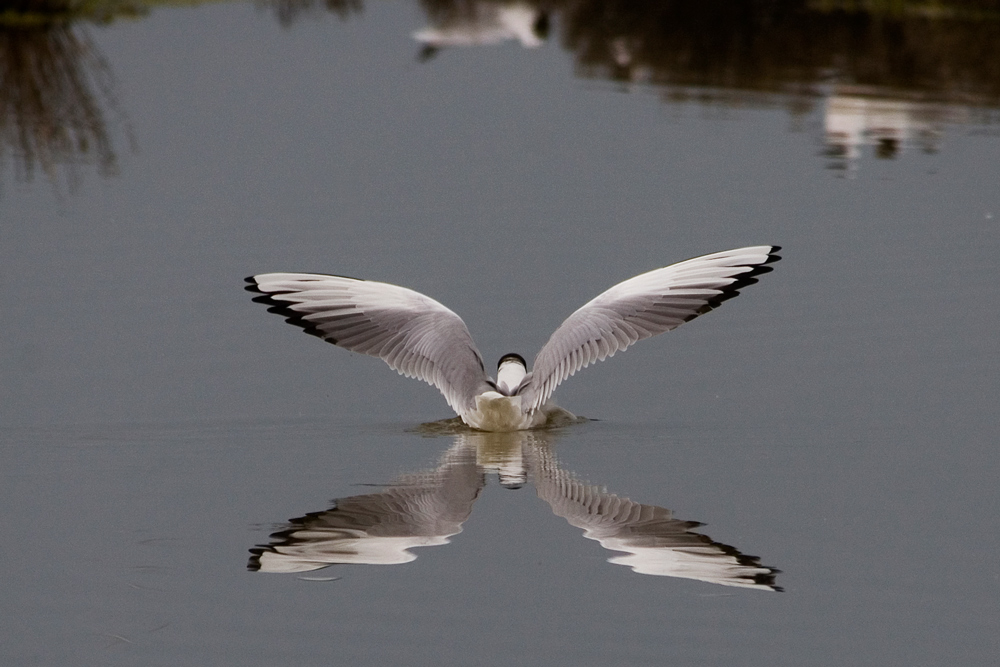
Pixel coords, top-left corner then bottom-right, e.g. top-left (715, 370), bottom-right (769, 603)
top-left (520, 245), bottom-right (781, 411)
top-left (246, 273), bottom-right (493, 416)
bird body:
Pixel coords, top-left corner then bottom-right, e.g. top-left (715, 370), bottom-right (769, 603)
top-left (467, 392), bottom-right (539, 432)
top-left (247, 245), bottom-right (780, 430)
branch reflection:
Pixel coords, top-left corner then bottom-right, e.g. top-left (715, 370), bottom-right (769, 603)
top-left (0, 11), bottom-right (123, 189)
top-left (249, 428), bottom-right (781, 591)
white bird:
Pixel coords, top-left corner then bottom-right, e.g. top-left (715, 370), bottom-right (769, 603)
top-left (246, 245), bottom-right (780, 431)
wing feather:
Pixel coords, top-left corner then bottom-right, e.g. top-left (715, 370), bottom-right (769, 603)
top-left (246, 273), bottom-right (492, 415)
top-left (521, 246), bottom-right (781, 411)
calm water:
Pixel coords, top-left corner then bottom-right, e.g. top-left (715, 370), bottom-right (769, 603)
top-left (2, 2), bottom-right (999, 665)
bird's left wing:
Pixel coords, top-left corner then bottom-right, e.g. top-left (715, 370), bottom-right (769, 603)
top-left (246, 273), bottom-right (493, 415)
top-left (520, 246), bottom-right (780, 412)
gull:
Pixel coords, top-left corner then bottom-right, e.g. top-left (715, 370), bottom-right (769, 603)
top-left (246, 245), bottom-right (780, 431)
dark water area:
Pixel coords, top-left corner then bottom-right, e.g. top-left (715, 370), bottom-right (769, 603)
top-left (1, 1), bottom-right (999, 665)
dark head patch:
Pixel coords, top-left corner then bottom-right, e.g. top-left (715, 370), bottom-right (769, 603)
top-left (497, 353), bottom-right (527, 369)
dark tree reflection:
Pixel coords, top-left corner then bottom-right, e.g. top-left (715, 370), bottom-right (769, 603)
top-left (413, 0), bottom-right (1000, 109)
top-left (3, 0), bottom-right (997, 188)
top-left (258, 0), bottom-right (363, 27)
top-left (409, 1), bottom-right (1000, 167)
top-left (0, 4), bottom-right (125, 189)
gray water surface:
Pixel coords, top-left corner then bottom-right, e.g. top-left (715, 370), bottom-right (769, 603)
top-left (2, 2), bottom-right (999, 665)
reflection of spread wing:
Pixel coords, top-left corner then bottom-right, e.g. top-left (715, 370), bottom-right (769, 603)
top-left (249, 443), bottom-right (482, 573)
top-left (529, 447), bottom-right (780, 591)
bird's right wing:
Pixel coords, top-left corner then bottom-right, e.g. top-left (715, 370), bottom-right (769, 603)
top-left (521, 246), bottom-right (780, 411)
top-left (246, 273), bottom-right (493, 415)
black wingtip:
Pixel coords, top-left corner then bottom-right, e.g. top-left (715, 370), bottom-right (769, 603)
top-left (672, 247), bottom-right (782, 320)
top-left (247, 549), bottom-right (264, 572)
top-left (245, 280), bottom-right (341, 344)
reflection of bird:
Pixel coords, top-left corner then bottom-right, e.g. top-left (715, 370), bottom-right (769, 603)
top-left (413, 2), bottom-right (550, 61)
top-left (0, 22), bottom-right (123, 187)
top-left (249, 438), bottom-right (484, 573)
top-left (250, 431), bottom-right (781, 590)
top-left (247, 246), bottom-right (780, 431)
top-left (528, 444), bottom-right (781, 591)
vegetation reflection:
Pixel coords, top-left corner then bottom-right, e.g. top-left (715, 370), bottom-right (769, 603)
top-left (248, 428), bottom-right (782, 591)
top-left (403, 1), bottom-right (1000, 100)
top-left (0, 1), bottom-right (126, 188)
top-left (3, 0), bottom-right (998, 186)
top-left (407, 0), bottom-right (1000, 168)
